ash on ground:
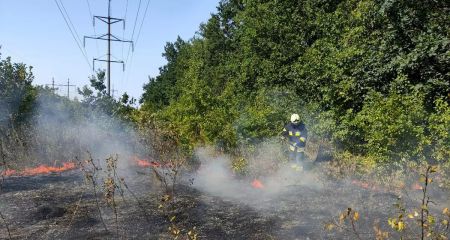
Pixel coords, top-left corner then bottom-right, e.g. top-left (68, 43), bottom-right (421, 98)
top-left (0, 164), bottom-right (448, 240)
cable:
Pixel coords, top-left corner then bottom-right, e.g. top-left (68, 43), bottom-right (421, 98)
top-left (86, 0), bottom-right (100, 56)
top-left (122, 0), bottom-right (129, 60)
top-left (58, 0), bottom-right (89, 59)
top-left (125, 0), bottom-right (151, 83)
top-left (134, 0), bottom-right (150, 49)
top-left (59, 1), bottom-right (83, 47)
top-left (122, 0), bottom-right (142, 82)
top-left (54, 0), bottom-right (93, 70)
top-left (130, 0), bottom-right (142, 42)
top-left (124, 0), bottom-right (142, 66)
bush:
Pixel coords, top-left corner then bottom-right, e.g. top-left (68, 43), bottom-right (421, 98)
top-left (354, 90), bottom-right (429, 162)
top-left (428, 99), bottom-right (450, 163)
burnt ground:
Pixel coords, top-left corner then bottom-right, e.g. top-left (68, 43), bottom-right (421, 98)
top-left (0, 166), bottom-right (449, 240)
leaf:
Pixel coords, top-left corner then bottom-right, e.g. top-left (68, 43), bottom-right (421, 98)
top-left (407, 214), bottom-right (414, 219)
top-left (388, 218), bottom-right (396, 229)
top-left (170, 216), bottom-right (176, 222)
top-left (419, 176), bottom-right (426, 183)
top-left (339, 213), bottom-right (346, 223)
top-left (427, 215), bottom-right (435, 224)
top-left (162, 194), bottom-right (171, 202)
top-left (325, 223), bottom-right (335, 231)
top-left (353, 211), bottom-right (360, 221)
top-left (397, 221), bottom-right (405, 231)
top-left (429, 166), bottom-right (438, 173)
top-left (443, 208), bottom-right (450, 216)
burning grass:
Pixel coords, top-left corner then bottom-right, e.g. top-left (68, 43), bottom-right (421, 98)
top-left (2, 162), bottom-right (76, 177)
top-left (0, 137), bottom-right (448, 239)
top-left (0, 155), bottom-right (449, 239)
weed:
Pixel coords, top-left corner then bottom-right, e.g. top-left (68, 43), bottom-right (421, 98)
top-left (103, 154), bottom-right (125, 237)
top-left (158, 193), bottom-right (198, 240)
top-left (325, 207), bottom-right (365, 240)
top-left (139, 123), bottom-right (188, 197)
top-left (77, 153), bottom-right (109, 232)
top-left (326, 164), bottom-right (450, 239)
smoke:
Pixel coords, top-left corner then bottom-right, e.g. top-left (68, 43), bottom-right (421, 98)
top-left (190, 142), bottom-right (449, 225)
top-left (192, 143), bottom-right (325, 208)
top-left (2, 92), bottom-right (146, 171)
top-left (193, 147), bottom-right (253, 199)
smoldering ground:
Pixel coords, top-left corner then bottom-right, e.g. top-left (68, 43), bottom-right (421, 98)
top-left (192, 145), bottom-right (324, 201)
top-left (190, 144), bottom-right (449, 239)
top-left (1, 137), bottom-right (448, 239)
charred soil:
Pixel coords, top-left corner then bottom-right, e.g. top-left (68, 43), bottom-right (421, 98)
top-left (0, 166), bottom-right (448, 239)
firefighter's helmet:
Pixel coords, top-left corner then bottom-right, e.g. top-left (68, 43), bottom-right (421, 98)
top-left (290, 113), bottom-right (300, 124)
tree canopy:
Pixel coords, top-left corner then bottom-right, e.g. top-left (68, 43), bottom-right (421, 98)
top-left (140, 0), bottom-right (449, 162)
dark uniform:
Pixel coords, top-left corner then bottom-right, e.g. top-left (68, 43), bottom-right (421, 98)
top-left (281, 122), bottom-right (308, 165)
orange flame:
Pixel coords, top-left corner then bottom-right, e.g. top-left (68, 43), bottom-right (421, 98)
top-left (412, 183), bottom-right (423, 190)
top-left (351, 180), bottom-right (381, 191)
top-left (2, 162), bottom-right (76, 177)
top-left (252, 179), bottom-right (264, 189)
top-left (3, 169), bottom-right (17, 176)
top-left (133, 156), bottom-right (161, 168)
top-left (352, 180), bottom-right (369, 189)
top-left (136, 159), bottom-right (161, 168)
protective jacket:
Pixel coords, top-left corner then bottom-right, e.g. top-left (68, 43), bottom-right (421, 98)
top-left (282, 122), bottom-right (308, 152)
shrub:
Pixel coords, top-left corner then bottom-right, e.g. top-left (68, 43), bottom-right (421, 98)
top-left (353, 90), bottom-right (428, 162)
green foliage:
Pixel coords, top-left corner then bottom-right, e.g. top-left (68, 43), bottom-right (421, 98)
top-left (0, 51), bottom-right (139, 168)
top-left (428, 99), bottom-right (450, 162)
top-left (353, 88), bottom-right (449, 163)
top-left (0, 54), bottom-right (36, 126)
top-left (139, 0), bottom-right (450, 164)
top-left (78, 70), bottom-right (137, 122)
top-left (353, 89), bottom-right (428, 162)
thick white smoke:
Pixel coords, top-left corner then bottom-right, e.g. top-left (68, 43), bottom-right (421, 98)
top-left (192, 145), bottom-right (325, 208)
top-left (28, 94), bottom-right (144, 169)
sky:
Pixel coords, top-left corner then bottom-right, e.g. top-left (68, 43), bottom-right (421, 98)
top-left (0, 0), bottom-right (220, 101)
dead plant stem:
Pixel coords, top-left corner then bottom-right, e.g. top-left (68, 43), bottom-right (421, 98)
top-left (63, 188), bottom-right (85, 239)
top-left (0, 209), bottom-right (12, 240)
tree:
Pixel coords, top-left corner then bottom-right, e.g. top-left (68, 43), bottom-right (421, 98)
top-left (0, 53), bottom-right (36, 127)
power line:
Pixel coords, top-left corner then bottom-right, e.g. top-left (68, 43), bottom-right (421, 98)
top-left (59, 0), bottom-right (84, 51)
top-left (84, 0), bottom-right (134, 96)
top-left (134, 0), bottom-right (151, 49)
top-left (130, 0), bottom-right (142, 42)
top-left (45, 78), bottom-right (76, 99)
top-left (123, 0), bottom-right (142, 67)
top-left (120, 0), bottom-right (130, 83)
top-left (125, 0), bottom-right (151, 83)
top-left (54, 0), bottom-right (92, 70)
top-left (121, 0), bottom-right (129, 60)
top-left (59, 0), bottom-right (91, 62)
top-left (86, 0), bottom-right (100, 56)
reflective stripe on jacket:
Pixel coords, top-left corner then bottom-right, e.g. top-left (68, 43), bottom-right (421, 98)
top-left (282, 122), bottom-right (307, 151)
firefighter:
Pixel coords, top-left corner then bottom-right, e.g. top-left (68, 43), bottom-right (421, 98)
top-left (281, 113), bottom-right (308, 170)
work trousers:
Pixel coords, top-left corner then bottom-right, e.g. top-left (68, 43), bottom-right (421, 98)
top-left (289, 150), bottom-right (305, 166)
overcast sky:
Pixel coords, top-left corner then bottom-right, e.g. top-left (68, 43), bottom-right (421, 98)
top-left (0, 0), bottom-right (219, 101)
